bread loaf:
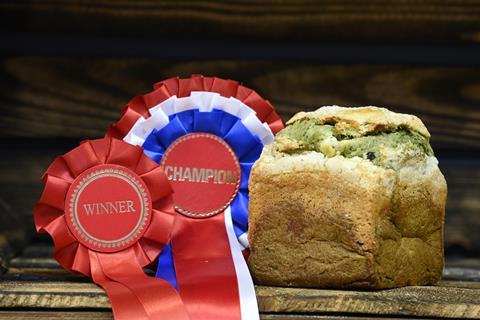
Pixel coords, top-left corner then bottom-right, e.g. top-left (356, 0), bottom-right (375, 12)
top-left (248, 106), bottom-right (447, 289)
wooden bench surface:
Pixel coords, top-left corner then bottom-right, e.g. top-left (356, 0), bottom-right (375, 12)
top-left (0, 241), bottom-right (480, 319)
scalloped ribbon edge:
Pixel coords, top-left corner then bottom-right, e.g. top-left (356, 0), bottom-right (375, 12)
top-left (123, 92), bottom-right (275, 147)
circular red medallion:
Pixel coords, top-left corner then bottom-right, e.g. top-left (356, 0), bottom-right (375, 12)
top-left (161, 133), bottom-right (240, 218)
top-left (65, 164), bottom-right (151, 252)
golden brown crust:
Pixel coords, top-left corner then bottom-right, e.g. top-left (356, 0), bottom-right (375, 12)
top-left (287, 106), bottom-right (431, 138)
top-left (248, 105), bottom-right (446, 288)
top-left (248, 153), bottom-right (446, 288)
top-left (248, 154), bottom-right (392, 287)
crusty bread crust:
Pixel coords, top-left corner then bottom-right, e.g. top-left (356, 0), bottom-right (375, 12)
top-left (248, 106), bottom-right (446, 289)
top-left (287, 106), bottom-right (431, 138)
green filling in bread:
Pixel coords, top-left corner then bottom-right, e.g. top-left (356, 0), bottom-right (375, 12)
top-left (275, 119), bottom-right (434, 169)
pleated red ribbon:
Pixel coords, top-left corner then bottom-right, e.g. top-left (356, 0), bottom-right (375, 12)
top-left (34, 138), bottom-right (190, 320)
top-left (105, 74), bottom-right (284, 139)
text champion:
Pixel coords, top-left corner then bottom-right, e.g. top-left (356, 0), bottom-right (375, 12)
top-left (164, 165), bottom-right (238, 185)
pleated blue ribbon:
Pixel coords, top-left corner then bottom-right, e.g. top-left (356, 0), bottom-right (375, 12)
top-left (141, 109), bottom-right (264, 289)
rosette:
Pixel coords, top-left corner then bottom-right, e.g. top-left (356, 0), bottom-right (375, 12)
top-left (121, 92), bottom-right (275, 250)
top-left (34, 138), bottom-right (190, 320)
top-left (138, 109), bottom-right (264, 320)
top-left (107, 76), bottom-right (284, 252)
top-left (106, 74), bottom-right (284, 140)
top-left (105, 76), bottom-right (285, 320)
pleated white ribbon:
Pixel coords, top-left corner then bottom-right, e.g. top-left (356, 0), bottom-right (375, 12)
top-left (124, 92), bottom-right (274, 147)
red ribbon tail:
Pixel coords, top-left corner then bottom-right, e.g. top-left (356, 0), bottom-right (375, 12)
top-left (171, 213), bottom-right (242, 320)
top-left (90, 249), bottom-right (190, 320)
top-left (89, 250), bottom-right (150, 320)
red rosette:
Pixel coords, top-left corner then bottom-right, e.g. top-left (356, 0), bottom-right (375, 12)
top-left (34, 137), bottom-right (189, 320)
top-left (105, 74), bottom-right (284, 139)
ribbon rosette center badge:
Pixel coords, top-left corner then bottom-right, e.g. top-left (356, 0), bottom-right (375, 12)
top-left (66, 164), bottom-right (151, 251)
top-left (36, 75), bottom-right (284, 320)
top-left (162, 133), bottom-right (240, 218)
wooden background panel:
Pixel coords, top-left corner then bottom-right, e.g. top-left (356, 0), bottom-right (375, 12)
top-left (0, 140), bottom-right (479, 257)
top-left (1, 57), bottom-right (480, 149)
top-left (442, 162), bottom-right (480, 254)
top-left (0, 141), bottom-right (74, 270)
top-left (2, 1), bottom-right (480, 44)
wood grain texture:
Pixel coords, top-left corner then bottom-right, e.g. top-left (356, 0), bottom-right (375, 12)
top-left (0, 281), bottom-right (109, 309)
top-left (5, 243), bottom-right (480, 275)
top-left (0, 193), bottom-right (31, 274)
top-left (1, 57), bottom-right (480, 149)
top-left (0, 312), bottom-right (113, 320)
top-left (0, 141), bottom-right (67, 276)
top-left (1, 143), bottom-right (480, 254)
top-left (256, 285), bottom-right (480, 319)
top-left (0, 312), bottom-right (440, 320)
top-left (5, 246), bottom-right (480, 283)
top-left (0, 312), bottom-right (431, 320)
top-left (2, 243), bottom-right (480, 318)
top-left (442, 162), bottom-right (480, 254)
top-left (2, 1), bottom-right (480, 44)
top-left (0, 140), bottom-right (60, 273)
top-left (1, 281), bottom-right (479, 318)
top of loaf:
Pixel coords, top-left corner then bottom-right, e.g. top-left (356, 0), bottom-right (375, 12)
top-left (287, 106), bottom-right (430, 138)
top-left (271, 106), bottom-right (434, 170)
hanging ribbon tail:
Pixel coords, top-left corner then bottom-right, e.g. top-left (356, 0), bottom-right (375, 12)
top-left (89, 250), bottom-right (150, 320)
top-left (171, 213), bottom-right (242, 320)
top-left (224, 207), bottom-right (259, 320)
top-left (91, 248), bottom-right (191, 320)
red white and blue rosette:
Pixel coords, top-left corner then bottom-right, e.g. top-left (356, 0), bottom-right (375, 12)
top-left (107, 75), bottom-right (283, 140)
top-left (106, 75), bottom-right (284, 320)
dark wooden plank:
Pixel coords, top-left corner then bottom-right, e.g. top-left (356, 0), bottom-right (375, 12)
top-left (0, 195), bottom-right (32, 274)
top-left (6, 248), bottom-right (473, 286)
top-left (1, 140), bottom-right (479, 254)
top-left (1, 1), bottom-right (480, 44)
top-left (443, 269), bottom-right (480, 282)
top-left (5, 252), bottom-right (480, 283)
top-left (2, 247), bottom-right (479, 318)
top-left (0, 311), bottom-right (431, 320)
top-left (1, 281), bottom-right (479, 318)
top-left (0, 312), bottom-right (447, 320)
top-left (438, 280), bottom-right (480, 289)
top-left (260, 316), bottom-right (428, 320)
top-left (0, 281), bottom-right (108, 309)
top-left (442, 162), bottom-right (480, 255)
top-left (0, 312), bottom-right (113, 320)
top-left (447, 258), bottom-right (480, 269)
top-left (0, 141), bottom-right (64, 273)
top-left (0, 139), bottom-right (80, 273)
top-left (1, 57), bottom-right (480, 150)
top-left (256, 286), bottom-right (480, 319)
top-left (0, 154), bottom-right (478, 258)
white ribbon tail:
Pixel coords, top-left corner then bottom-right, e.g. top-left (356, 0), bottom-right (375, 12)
top-left (238, 232), bottom-right (249, 249)
top-left (224, 207), bottom-right (259, 320)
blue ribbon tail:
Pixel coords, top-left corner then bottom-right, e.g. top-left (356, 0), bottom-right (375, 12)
top-left (155, 242), bottom-right (179, 290)
top-left (231, 190), bottom-right (249, 235)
